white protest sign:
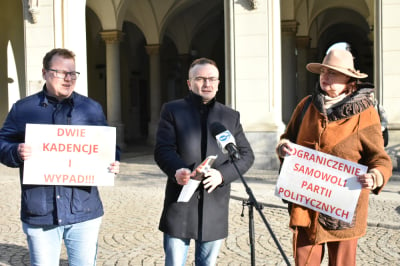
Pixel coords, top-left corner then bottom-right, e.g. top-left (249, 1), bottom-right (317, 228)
top-left (275, 143), bottom-right (367, 223)
top-left (23, 124), bottom-right (116, 186)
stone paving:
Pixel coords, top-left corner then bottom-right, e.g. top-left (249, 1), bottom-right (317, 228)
top-left (0, 149), bottom-right (399, 265)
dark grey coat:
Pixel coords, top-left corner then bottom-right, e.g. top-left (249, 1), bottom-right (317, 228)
top-left (155, 93), bottom-right (254, 241)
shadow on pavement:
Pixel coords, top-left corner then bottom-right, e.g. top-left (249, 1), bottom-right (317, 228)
top-left (0, 243), bottom-right (69, 266)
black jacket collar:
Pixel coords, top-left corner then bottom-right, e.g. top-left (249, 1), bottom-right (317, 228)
top-left (186, 91), bottom-right (216, 109)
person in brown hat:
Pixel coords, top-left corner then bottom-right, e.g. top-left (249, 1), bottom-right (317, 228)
top-left (276, 49), bottom-right (392, 265)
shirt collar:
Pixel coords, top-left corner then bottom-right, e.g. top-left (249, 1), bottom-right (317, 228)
top-left (41, 84), bottom-right (74, 107)
top-left (188, 91), bottom-right (216, 108)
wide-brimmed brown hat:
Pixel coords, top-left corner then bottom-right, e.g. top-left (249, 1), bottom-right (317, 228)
top-left (306, 49), bottom-right (368, 79)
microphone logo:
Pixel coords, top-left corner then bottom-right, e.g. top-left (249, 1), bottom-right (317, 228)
top-left (215, 130), bottom-right (236, 155)
top-left (218, 131), bottom-right (230, 142)
top-left (210, 122), bottom-right (239, 159)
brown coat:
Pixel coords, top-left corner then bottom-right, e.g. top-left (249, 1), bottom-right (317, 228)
top-left (280, 92), bottom-right (392, 245)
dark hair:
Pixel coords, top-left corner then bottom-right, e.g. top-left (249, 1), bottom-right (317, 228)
top-left (42, 48), bottom-right (76, 70)
top-left (188, 57), bottom-right (218, 77)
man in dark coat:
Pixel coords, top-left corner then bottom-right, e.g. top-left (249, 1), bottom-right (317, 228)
top-left (154, 57), bottom-right (254, 265)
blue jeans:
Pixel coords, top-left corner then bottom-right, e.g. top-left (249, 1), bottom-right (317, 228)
top-left (22, 217), bottom-right (102, 266)
top-left (164, 233), bottom-right (223, 266)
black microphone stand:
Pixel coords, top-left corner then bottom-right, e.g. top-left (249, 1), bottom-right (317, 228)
top-left (230, 155), bottom-right (291, 266)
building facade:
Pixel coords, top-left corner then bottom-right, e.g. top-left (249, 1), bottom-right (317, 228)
top-left (2, 0), bottom-right (399, 169)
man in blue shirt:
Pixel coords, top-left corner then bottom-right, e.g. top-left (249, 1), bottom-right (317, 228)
top-left (0, 48), bottom-right (120, 265)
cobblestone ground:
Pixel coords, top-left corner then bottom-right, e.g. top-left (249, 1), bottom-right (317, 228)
top-left (0, 154), bottom-right (399, 265)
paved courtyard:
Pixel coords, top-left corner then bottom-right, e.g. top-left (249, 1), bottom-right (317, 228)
top-left (0, 150), bottom-right (399, 265)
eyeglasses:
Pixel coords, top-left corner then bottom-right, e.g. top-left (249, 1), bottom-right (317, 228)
top-left (191, 76), bottom-right (219, 83)
top-left (47, 69), bottom-right (80, 80)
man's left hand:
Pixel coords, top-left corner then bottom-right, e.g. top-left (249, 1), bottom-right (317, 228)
top-left (203, 168), bottom-right (223, 193)
top-left (109, 161), bottom-right (120, 174)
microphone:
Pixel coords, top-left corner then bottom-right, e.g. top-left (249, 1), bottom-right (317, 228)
top-left (210, 122), bottom-right (240, 160)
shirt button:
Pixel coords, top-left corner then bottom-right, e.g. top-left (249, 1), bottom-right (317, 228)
top-left (58, 219), bottom-right (62, 223)
top-left (56, 195), bottom-right (60, 199)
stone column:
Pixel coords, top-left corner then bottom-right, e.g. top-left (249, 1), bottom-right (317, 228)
top-left (307, 48), bottom-right (318, 93)
top-left (145, 44), bottom-right (161, 145)
top-left (100, 30), bottom-right (125, 149)
top-left (281, 20), bottom-right (298, 124)
top-left (296, 36), bottom-right (311, 98)
top-left (178, 53), bottom-right (191, 98)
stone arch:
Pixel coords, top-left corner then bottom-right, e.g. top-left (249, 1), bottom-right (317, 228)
top-left (160, 0), bottom-right (225, 103)
top-left (86, 0), bottom-right (225, 145)
top-left (281, 4), bottom-right (374, 124)
top-left (306, 7), bottom-right (373, 94)
top-left (0, 0), bottom-right (24, 122)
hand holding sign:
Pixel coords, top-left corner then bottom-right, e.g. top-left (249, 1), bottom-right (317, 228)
top-left (17, 143), bottom-right (32, 161)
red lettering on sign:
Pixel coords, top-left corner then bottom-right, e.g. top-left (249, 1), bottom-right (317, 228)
top-left (43, 174), bottom-right (95, 184)
top-left (57, 128), bottom-right (86, 137)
